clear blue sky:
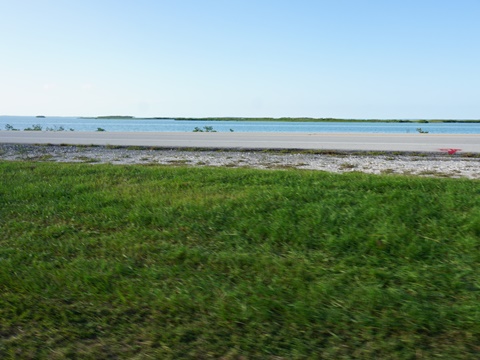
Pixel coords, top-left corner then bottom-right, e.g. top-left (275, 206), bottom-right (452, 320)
top-left (1, 0), bottom-right (479, 118)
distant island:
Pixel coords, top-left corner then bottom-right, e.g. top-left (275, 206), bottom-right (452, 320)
top-left (36, 115), bottom-right (46, 118)
top-left (167, 117), bottom-right (480, 123)
top-left (80, 115), bottom-right (135, 119)
top-left (80, 116), bottom-right (480, 123)
top-left (77, 115), bottom-right (480, 124)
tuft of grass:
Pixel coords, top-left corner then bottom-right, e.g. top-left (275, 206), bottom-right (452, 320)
top-left (418, 169), bottom-right (455, 178)
top-left (339, 162), bottom-right (357, 170)
top-left (166, 159), bottom-right (191, 165)
top-left (73, 156), bottom-right (100, 163)
top-left (28, 154), bottom-right (55, 161)
top-left (1, 162), bottom-right (480, 359)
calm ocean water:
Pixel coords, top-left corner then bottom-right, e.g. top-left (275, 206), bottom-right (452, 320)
top-left (1, 116), bottom-right (480, 134)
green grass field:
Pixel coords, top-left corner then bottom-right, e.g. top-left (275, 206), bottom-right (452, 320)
top-left (1, 161), bottom-right (480, 359)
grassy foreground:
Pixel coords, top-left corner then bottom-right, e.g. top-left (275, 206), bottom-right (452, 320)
top-left (1, 162), bottom-right (480, 359)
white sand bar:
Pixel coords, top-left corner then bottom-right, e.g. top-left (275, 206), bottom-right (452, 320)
top-left (1, 131), bottom-right (480, 153)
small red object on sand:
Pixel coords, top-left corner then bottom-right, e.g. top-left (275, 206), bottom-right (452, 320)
top-left (439, 148), bottom-right (461, 155)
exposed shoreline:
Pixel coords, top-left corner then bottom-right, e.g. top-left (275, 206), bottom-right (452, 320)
top-left (2, 131), bottom-right (480, 153)
top-left (1, 143), bottom-right (479, 179)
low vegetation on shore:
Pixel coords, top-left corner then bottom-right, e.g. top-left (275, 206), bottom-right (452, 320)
top-left (1, 162), bottom-right (479, 358)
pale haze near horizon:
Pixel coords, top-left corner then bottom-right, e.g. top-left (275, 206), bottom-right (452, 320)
top-left (1, 0), bottom-right (479, 119)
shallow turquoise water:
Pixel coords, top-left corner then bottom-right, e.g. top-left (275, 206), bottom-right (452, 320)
top-left (1, 116), bottom-right (480, 134)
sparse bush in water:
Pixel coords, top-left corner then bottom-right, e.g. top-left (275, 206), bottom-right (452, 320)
top-left (193, 126), bottom-right (217, 132)
top-left (204, 126), bottom-right (216, 132)
top-left (96, 127), bottom-right (106, 132)
top-left (18, 124), bottom-right (74, 132)
top-left (416, 127), bottom-right (429, 134)
top-left (45, 125), bottom-right (66, 131)
top-left (4, 124), bottom-right (19, 131)
top-left (24, 124), bottom-right (43, 131)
